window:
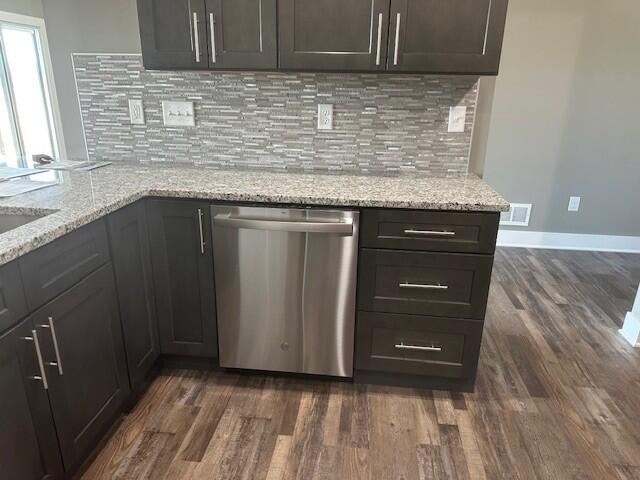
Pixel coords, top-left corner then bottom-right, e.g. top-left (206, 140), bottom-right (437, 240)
top-left (0, 12), bottom-right (64, 169)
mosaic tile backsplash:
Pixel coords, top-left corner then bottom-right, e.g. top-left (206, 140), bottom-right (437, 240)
top-left (73, 54), bottom-right (478, 173)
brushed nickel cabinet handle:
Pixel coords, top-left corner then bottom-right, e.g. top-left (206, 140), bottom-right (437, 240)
top-left (210, 13), bottom-right (217, 63)
top-left (399, 283), bottom-right (448, 290)
top-left (193, 12), bottom-right (201, 62)
top-left (23, 330), bottom-right (49, 390)
top-left (375, 13), bottom-right (383, 66)
top-left (393, 12), bottom-right (401, 66)
top-left (40, 317), bottom-right (63, 375)
top-left (404, 229), bottom-right (456, 237)
top-left (198, 208), bottom-right (206, 254)
top-left (395, 342), bottom-right (442, 353)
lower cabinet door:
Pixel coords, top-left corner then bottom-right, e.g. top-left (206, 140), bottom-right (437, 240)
top-left (0, 318), bottom-right (63, 480)
top-left (147, 199), bottom-right (217, 357)
top-left (33, 265), bottom-right (130, 472)
top-left (108, 201), bottom-right (160, 389)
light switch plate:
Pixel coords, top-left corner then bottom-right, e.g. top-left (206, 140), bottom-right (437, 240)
top-left (128, 99), bottom-right (145, 125)
top-left (448, 106), bottom-right (467, 133)
top-left (162, 101), bottom-right (195, 127)
top-left (318, 104), bottom-right (333, 130)
top-left (568, 196), bottom-right (581, 212)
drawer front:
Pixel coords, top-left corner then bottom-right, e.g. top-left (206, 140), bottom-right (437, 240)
top-left (358, 249), bottom-right (493, 319)
top-left (19, 220), bottom-right (110, 310)
top-left (0, 261), bottom-right (28, 334)
top-left (361, 209), bottom-right (499, 254)
top-left (355, 312), bottom-right (483, 379)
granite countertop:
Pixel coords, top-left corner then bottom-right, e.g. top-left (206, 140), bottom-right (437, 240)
top-left (0, 162), bottom-right (508, 266)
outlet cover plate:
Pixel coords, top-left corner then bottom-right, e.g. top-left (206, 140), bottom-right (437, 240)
top-left (568, 196), bottom-right (581, 212)
top-left (162, 101), bottom-right (195, 127)
top-left (318, 104), bottom-right (333, 130)
top-left (448, 106), bottom-right (467, 133)
top-left (128, 99), bottom-right (145, 125)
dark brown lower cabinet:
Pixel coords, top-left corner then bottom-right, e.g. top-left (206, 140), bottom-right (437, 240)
top-left (355, 311), bottom-right (483, 380)
top-left (33, 265), bottom-right (130, 472)
top-left (355, 208), bottom-right (497, 391)
top-left (147, 199), bottom-right (217, 358)
top-left (0, 318), bottom-right (63, 480)
top-left (358, 249), bottom-right (494, 320)
top-left (0, 260), bottom-right (28, 334)
top-left (108, 202), bottom-right (160, 390)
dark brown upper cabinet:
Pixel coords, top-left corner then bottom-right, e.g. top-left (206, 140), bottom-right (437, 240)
top-left (138, 0), bottom-right (277, 70)
top-left (387, 0), bottom-right (509, 74)
top-left (278, 0), bottom-right (391, 71)
top-left (138, 0), bottom-right (508, 74)
top-left (137, 0), bottom-right (209, 70)
top-left (205, 0), bottom-right (277, 69)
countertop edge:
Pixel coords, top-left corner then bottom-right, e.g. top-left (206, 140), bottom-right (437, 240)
top-left (0, 189), bottom-right (507, 267)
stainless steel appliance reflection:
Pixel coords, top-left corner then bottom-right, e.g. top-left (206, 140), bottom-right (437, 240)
top-left (211, 205), bottom-right (359, 377)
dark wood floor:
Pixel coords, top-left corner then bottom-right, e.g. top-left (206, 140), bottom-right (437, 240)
top-left (82, 248), bottom-right (640, 480)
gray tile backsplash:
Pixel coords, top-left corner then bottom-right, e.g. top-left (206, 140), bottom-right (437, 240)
top-left (73, 54), bottom-right (478, 173)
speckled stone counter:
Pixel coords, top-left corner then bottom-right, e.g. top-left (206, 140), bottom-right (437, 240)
top-left (0, 162), bottom-right (508, 266)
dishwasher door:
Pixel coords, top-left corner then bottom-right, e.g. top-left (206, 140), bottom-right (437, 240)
top-left (212, 205), bottom-right (359, 377)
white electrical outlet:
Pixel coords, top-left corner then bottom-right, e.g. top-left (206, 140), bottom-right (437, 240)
top-left (128, 99), bottom-right (145, 125)
top-left (448, 106), bottom-right (467, 133)
top-left (318, 104), bottom-right (333, 130)
top-left (568, 196), bottom-right (581, 212)
top-left (162, 101), bottom-right (195, 127)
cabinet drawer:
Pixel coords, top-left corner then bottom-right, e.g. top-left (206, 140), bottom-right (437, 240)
top-left (361, 209), bottom-right (499, 254)
top-left (19, 220), bottom-right (110, 310)
top-left (358, 249), bottom-right (493, 319)
top-left (0, 261), bottom-right (28, 334)
top-left (355, 312), bottom-right (483, 379)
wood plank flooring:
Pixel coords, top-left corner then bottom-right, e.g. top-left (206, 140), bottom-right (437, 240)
top-left (81, 248), bottom-right (640, 480)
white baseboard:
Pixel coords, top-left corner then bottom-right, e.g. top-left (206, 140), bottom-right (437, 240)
top-left (497, 230), bottom-right (640, 253)
top-left (620, 311), bottom-right (640, 346)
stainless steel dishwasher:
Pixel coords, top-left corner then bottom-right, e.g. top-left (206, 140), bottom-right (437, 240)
top-left (211, 205), bottom-right (359, 377)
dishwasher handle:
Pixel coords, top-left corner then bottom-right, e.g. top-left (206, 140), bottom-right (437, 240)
top-left (213, 214), bottom-right (354, 235)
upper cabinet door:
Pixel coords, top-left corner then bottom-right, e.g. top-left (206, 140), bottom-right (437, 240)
top-left (205, 0), bottom-right (277, 70)
top-left (387, 0), bottom-right (509, 74)
top-left (279, 0), bottom-right (391, 71)
top-left (137, 0), bottom-right (209, 70)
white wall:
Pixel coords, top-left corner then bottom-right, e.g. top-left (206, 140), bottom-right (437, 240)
top-left (480, 0), bottom-right (640, 237)
top-left (42, 0), bottom-right (141, 159)
top-left (0, 0), bottom-right (42, 17)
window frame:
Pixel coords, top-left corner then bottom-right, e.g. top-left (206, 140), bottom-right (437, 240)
top-left (0, 10), bottom-right (66, 165)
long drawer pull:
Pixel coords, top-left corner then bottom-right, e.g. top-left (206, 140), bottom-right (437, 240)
top-left (399, 283), bottom-right (448, 290)
top-left (395, 342), bottom-right (442, 353)
top-left (404, 229), bottom-right (456, 237)
top-left (22, 330), bottom-right (49, 390)
top-left (40, 317), bottom-right (63, 375)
